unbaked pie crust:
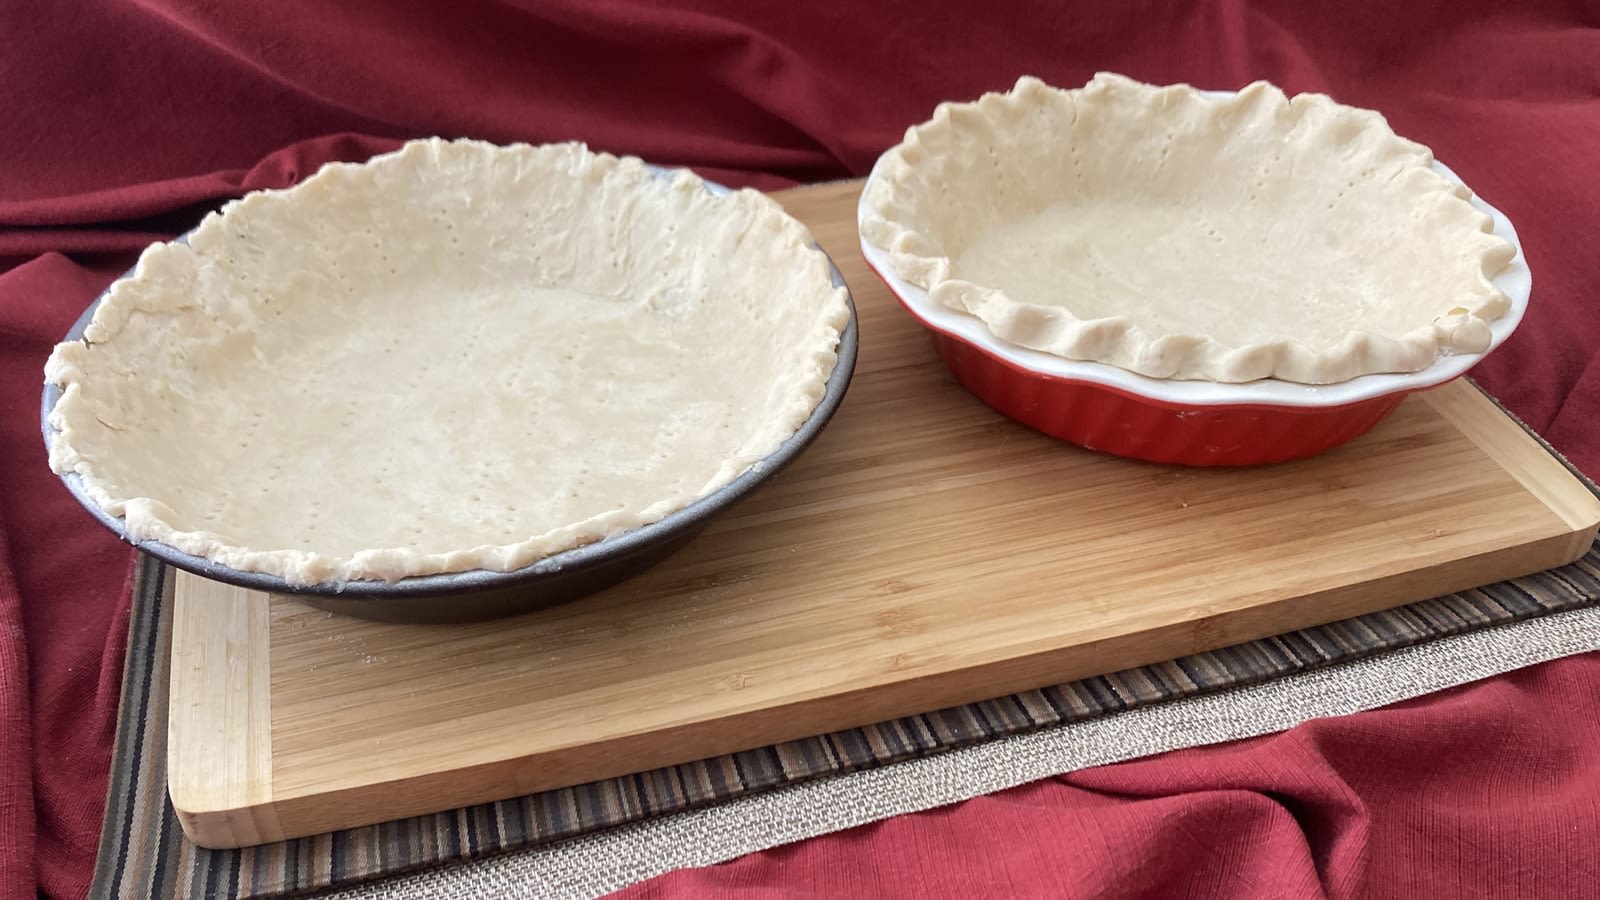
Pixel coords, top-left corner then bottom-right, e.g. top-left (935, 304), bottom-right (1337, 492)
top-left (860, 73), bottom-right (1517, 384)
top-left (46, 139), bottom-right (850, 585)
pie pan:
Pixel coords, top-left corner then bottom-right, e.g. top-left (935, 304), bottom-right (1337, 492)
top-left (858, 107), bottom-right (1531, 466)
top-left (42, 164), bottom-right (859, 624)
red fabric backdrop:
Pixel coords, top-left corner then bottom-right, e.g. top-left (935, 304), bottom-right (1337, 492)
top-left (3, 2), bottom-right (1597, 897)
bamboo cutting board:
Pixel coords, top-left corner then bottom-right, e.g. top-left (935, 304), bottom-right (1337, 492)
top-left (168, 179), bottom-right (1600, 849)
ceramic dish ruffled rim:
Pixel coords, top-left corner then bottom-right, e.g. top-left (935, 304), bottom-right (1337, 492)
top-left (858, 122), bottom-right (1531, 409)
top-left (41, 168), bottom-right (859, 603)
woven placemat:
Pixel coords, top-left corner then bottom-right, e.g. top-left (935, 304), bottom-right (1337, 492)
top-left (89, 528), bottom-right (1600, 900)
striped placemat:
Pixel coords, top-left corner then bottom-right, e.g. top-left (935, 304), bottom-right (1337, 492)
top-left (89, 532), bottom-right (1600, 899)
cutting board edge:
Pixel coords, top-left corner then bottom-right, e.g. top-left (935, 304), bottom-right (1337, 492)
top-left (169, 520), bottom-right (1590, 846)
top-left (167, 576), bottom-right (285, 848)
top-left (171, 797), bottom-right (288, 850)
top-left (1422, 381), bottom-right (1600, 531)
top-left (262, 487), bottom-right (1600, 800)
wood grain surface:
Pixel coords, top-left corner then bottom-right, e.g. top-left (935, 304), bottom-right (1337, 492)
top-left (167, 178), bottom-right (1600, 848)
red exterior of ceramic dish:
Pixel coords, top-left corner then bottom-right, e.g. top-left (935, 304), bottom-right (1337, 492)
top-left (859, 130), bottom-right (1526, 469)
top-left (861, 253), bottom-right (1424, 467)
top-left (925, 321), bottom-right (1417, 468)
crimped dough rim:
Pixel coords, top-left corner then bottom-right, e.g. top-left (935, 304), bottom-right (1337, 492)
top-left (45, 139), bottom-right (850, 586)
top-left (859, 73), bottom-right (1517, 384)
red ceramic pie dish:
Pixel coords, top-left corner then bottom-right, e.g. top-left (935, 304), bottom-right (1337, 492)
top-left (858, 161), bottom-right (1532, 468)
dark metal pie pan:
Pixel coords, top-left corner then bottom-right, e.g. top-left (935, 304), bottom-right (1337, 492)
top-left (41, 179), bottom-right (857, 624)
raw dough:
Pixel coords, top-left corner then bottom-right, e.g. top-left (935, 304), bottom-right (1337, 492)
top-left (46, 139), bottom-right (850, 585)
top-left (859, 73), bottom-right (1516, 383)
